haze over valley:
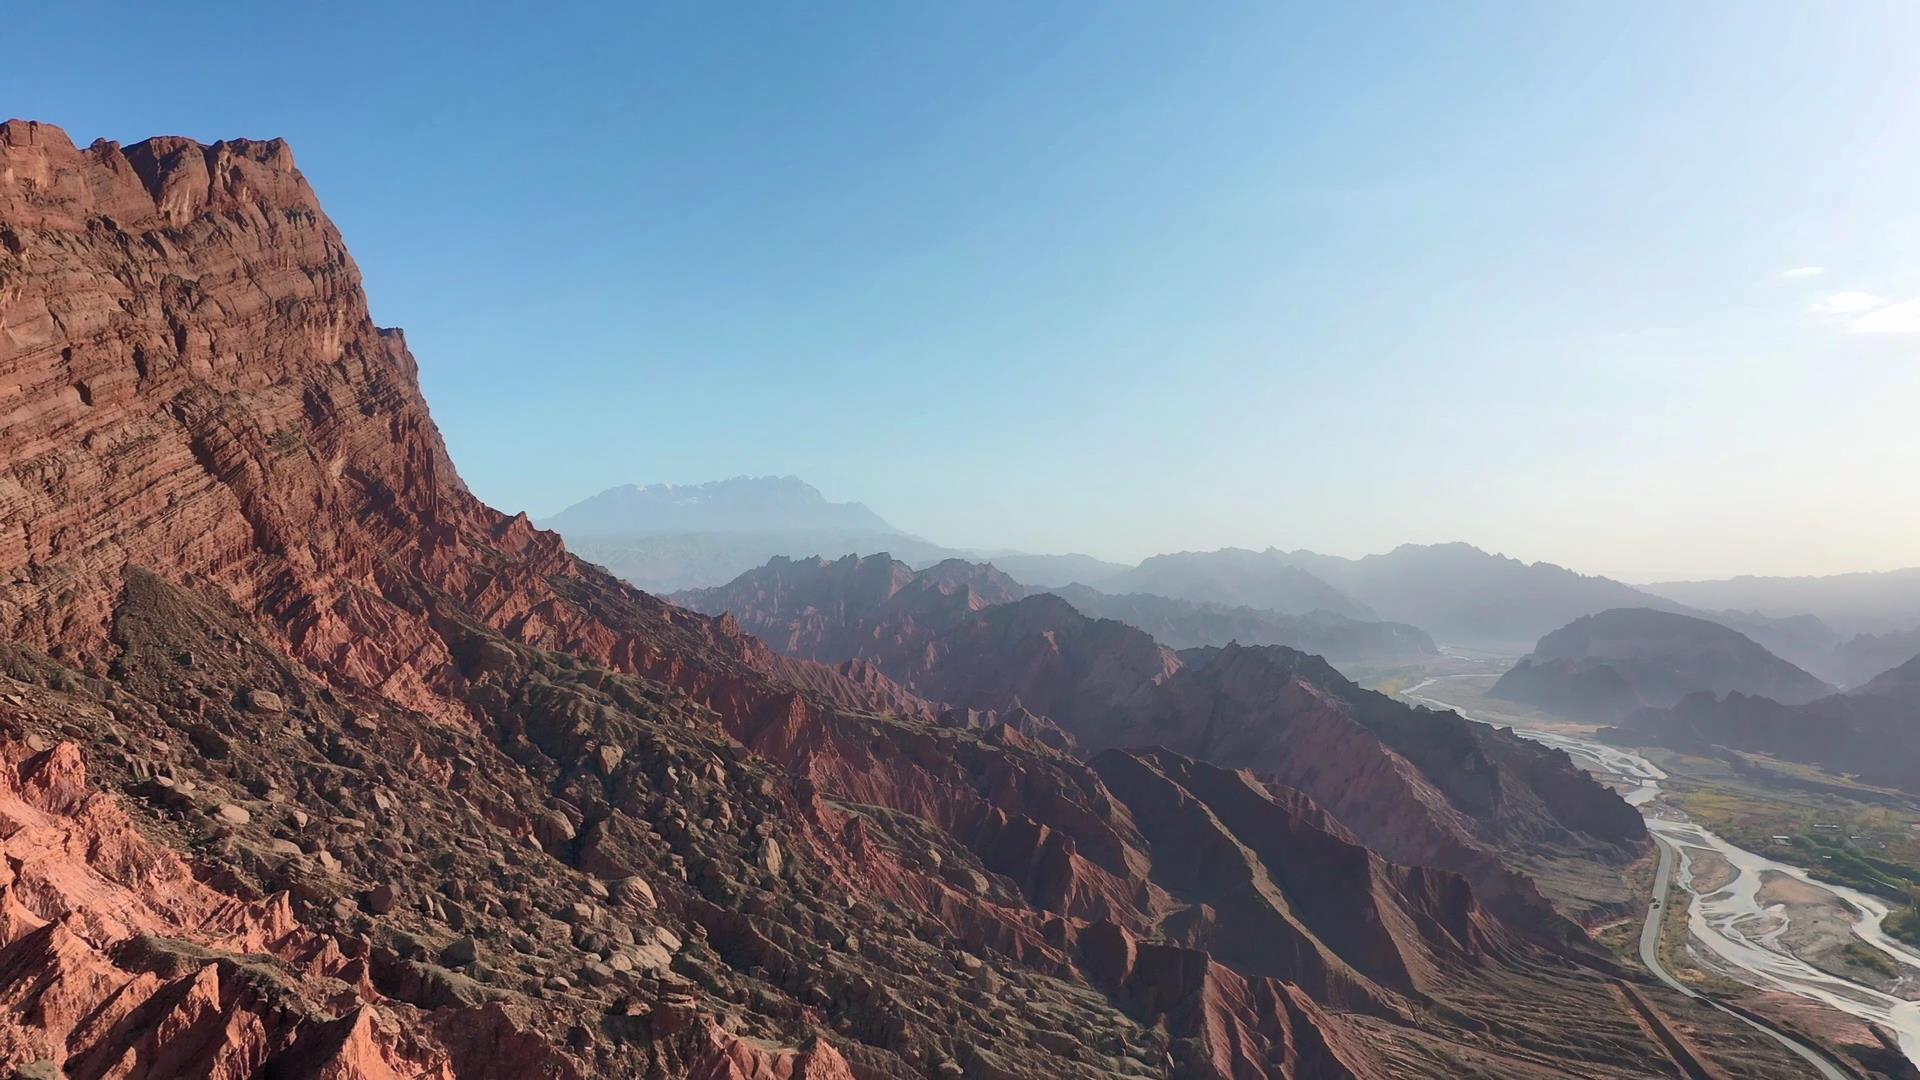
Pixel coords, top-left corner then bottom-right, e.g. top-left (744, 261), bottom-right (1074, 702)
top-left (553, 474), bottom-right (1920, 678)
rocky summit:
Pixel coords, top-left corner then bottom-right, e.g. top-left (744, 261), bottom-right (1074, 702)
top-left (0, 120), bottom-right (1845, 1078)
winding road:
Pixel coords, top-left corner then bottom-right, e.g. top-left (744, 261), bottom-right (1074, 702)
top-left (1403, 675), bottom-right (1871, 1079)
top-left (1639, 835), bottom-right (1850, 1080)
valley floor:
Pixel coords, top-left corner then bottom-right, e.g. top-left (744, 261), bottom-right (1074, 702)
top-left (1399, 665), bottom-right (1920, 1077)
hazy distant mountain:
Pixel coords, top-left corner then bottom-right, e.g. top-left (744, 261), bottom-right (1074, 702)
top-left (1272, 543), bottom-right (1678, 652)
top-left (1492, 608), bottom-right (1833, 722)
top-left (1831, 627), bottom-right (1920, 691)
top-left (550, 484), bottom-right (1910, 672)
top-left (1642, 567), bottom-right (1920, 636)
top-left (985, 552), bottom-right (1129, 588)
top-left (1609, 650), bottom-right (1920, 795)
top-left (674, 554), bottom-right (1430, 669)
top-left (1700, 611), bottom-right (1920, 690)
top-left (567, 531), bottom-right (1130, 596)
top-left (1855, 651), bottom-right (1920, 699)
top-left (563, 528), bottom-right (947, 594)
top-left (1044, 584), bottom-right (1437, 665)
top-left (1704, 609), bottom-right (1846, 684)
top-left (547, 477), bottom-right (1126, 593)
top-left (541, 475), bottom-right (896, 536)
top-left (1097, 548), bottom-right (1375, 620)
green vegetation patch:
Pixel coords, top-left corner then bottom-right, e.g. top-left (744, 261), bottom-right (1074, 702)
top-left (1886, 901), bottom-right (1920, 949)
top-left (1658, 762), bottom-right (1920, 963)
top-left (1841, 939), bottom-right (1899, 978)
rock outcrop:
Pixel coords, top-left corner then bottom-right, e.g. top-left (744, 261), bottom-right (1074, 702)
top-left (0, 120), bottom-right (1835, 1078)
top-left (0, 725), bottom-right (575, 1079)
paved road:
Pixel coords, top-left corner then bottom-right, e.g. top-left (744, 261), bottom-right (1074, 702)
top-left (1640, 835), bottom-right (1851, 1080)
top-left (1409, 673), bottom-right (1873, 1076)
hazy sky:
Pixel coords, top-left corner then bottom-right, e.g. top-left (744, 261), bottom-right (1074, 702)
top-left (13, 2), bottom-right (1920, 580)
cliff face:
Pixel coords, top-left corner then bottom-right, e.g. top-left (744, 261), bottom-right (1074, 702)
top-left (2, 118), bottom-right (526, 715)
top-left (0, 121), bottom-right (1822, 1079)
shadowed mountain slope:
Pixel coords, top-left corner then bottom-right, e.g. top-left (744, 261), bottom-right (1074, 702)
top-left (1043, 584), bottom-right (1438, 665)
top-left (1273, 543), bottom-right (1684, 652)
top-left (1607, 651), bottom-right (1920, 796)
top-left (1096, 548), bottom-right (1376, 620)
top-left (677, 556), bottom-right (1649, 927)
top-left (1493, 609), bottom-right (1833, 722)
top-left (542, 476), bottom-right (896, 536)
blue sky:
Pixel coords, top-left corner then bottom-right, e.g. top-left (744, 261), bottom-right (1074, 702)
top-left (11, 2), bottom-right (1919, 579)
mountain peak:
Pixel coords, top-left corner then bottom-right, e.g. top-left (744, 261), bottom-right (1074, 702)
top-left (1100, 548), bottom-right (1376, 620)
top-left (540, 474), bottom-right (895, 536)
top-left (1493, 607), bottom-right (1833, 721)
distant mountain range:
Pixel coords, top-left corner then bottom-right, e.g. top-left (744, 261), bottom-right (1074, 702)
top-left (546, 477), bottom-right (1127, 593)
top-left (1272, 543), bottom-right (1686, 653)
top-left (673, 554), bottom-right (1644, 923)
top-left (1043, 584), bottom-right (1437, 665)
top-left (1606, 651), bottom-right (1920, 796)
top-left (1491, 608), bottom-right (1834, 722)
top-left (1696, 611), bottom-right (1920, 690)
top-left (1096, 548), bottom-right (1378, 620)
top-left (1643, 567), bottom-right (1920, 636)
top-left (541, 475), bottom-right (895, 535)
top-left (547, 479), bottom-right (1920, 659)
top-left (673, 555), bottom-right (1436, 668)
top-left (1092, 543), bottom-right (1698, 652)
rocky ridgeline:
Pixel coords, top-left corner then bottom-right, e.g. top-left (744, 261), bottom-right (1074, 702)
top-left (680, 556), bottom-right (1649, 927)
top-left (0, 120), bottom-right (1841, 1078)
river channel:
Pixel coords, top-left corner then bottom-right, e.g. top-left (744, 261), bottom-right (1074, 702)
top-left (1406, 675), bottom-right (1920, 1067)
